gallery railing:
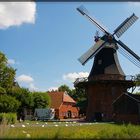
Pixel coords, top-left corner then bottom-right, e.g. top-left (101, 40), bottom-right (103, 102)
top-left (74, 75), bottom-right (135, 86)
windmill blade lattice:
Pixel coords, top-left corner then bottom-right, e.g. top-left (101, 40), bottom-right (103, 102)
top-left (118, 47), bottom-right (140, 68)
top-left (77, 5), bottom-right (89, 15)
top-left (77, 6), bottom-right (110, 35)
top-left (114, 13), bottom-right (138, 38)
top-left (117, 40), bottom-right (140, 68)
top-left (78, 39), bottom-right (106, 65)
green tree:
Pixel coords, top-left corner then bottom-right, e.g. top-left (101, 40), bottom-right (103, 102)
top-left (0, 87), bottom-right (6, 95)
top-left (74, 87), bottom-right (87, 115)
top-left (0, 66), bottom-right (16, 90)
top-left (32, 92), bottom-right (51, 109)
top-left (70, 88), bottom-right (87, 102)
top-left (0, 52), bottom-right (16, 91)
top-left (0, 95), bottom-right (20, 113)
top-left (135, 74), bottom-right (140, 94)
top-left (10, 87), bottom-right (34, 110)
top-left (0, 52), bottom-right (7, 67)
top-left (58, 84), bottom-right (71, 93)
top-left (135, 74), bottom-right (140, 87)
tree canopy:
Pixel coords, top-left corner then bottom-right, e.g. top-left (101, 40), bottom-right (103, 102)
top-left (0, 52), bottom-right (16, 91)
top-left (135, 74), bottom-right (140, 87)
top-left (0, 95), bottom-right (20, 113)
top-left (58, 84), bottom-right (71, 93)
top-left (32, 92), bottom-right (51, 109)
top-left (10, 87), bottom-right (34, 109)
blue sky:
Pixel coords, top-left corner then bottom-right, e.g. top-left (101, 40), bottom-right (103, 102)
top-left (0, 2), bottom-right (140, 91)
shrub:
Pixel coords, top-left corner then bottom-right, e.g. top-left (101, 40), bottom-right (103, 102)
top-left (0, 87), bottom-right (6, 95)
top-left (0, 113), bottom-right (17, 124)
top-left (0, 95), bottom-right (20, 113)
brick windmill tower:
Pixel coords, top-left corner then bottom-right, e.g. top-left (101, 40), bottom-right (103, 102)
top-left (75, 6), bottom-right (140, 122)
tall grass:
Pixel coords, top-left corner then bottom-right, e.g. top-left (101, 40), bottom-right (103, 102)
top-left (0, 124), bottom-right (9, 138)
top-left (95, 123), bottom-right (140, 139)
top-left (1, 123), bottom-right (140, 139)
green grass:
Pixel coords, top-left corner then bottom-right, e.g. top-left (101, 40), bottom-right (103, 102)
top-left (1, 122), bottom-right (140, 139)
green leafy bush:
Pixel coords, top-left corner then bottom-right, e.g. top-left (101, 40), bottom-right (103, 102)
top-left (0, 113), bottom-right (17, 124)
top-left (0, 87), bottom-right (6, 95)
top-left (0, 95), bottom-right (20, 113)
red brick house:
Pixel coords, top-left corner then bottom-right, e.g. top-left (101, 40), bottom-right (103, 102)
top-left (48, 91), bottom-right (79, 119)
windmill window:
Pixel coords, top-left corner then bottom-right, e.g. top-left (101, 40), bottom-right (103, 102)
top-left (98, 60), bottom-right (102, 65)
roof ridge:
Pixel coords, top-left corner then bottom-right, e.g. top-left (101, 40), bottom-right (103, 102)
top-left (126, 92), bottom-right (140, 103)
top-left (113, 92), bottom-right (140, 104)
top-left (63, 91), bottom-right (76, 103)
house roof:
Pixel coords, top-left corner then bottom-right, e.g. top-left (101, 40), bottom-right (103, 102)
top-left (48, 91), bottom-right (76, 109)
top-left (113, 92), bottom-right (140, 104)
top-left (128, 93), bottom-right (140, 102)
top-left (63, 92), bottom-right (76, 103)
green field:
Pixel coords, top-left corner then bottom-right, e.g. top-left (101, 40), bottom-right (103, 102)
top-left (1, 121), bottom-right (140, 139)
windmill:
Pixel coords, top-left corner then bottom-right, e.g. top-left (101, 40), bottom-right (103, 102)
top-left (75, 6), bottom-right (140, 122)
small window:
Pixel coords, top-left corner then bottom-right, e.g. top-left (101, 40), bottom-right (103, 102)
top-left (98, 60), bottom-right (102, 65)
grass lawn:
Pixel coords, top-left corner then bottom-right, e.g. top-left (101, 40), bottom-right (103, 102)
top-left (1, 121), bottom-right (140, 139)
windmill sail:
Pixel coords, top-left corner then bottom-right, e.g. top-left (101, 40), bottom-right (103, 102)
top-left (77, 5), bottom-right (140, 68)
top-left (77, 6), bottom-right (109, 35)
top-left (76, 5), bottom-right (89, 15)
top-left (118, 46), bottom-right (140, 68)
top-left (117, 40), bottom-right (140, 68)
top-left (78, 39), bottom-right (105, 65)
top-left (114, 13), bottom-right (138, 38)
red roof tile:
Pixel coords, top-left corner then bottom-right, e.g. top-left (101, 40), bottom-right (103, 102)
top-left (63, 92), bottom-right (76, 103)
top-left (48, 91), bottom-right (76, 109)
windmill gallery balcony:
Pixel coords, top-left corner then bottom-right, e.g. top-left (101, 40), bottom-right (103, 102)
top-left (74, 74), bottom-right (135, 88)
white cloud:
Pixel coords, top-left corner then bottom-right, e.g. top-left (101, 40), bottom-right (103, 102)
top-left (29, 83), bottom-right (38, 91)
top-left (16, 74), bottom-right (34, 83)
top-left (16, 74), bottom-right (46, 92)
top-left (48, 87), bottom-right (58, 92)
top-left (63, 72), bottom-right (89, 82)
top-left (0, 2), bottom-right (36, 29)
top-left (7, 59), bottom-right (16, 65)
top-left (128, 2), bottom-right (140, 7)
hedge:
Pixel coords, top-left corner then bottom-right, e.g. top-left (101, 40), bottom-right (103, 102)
top-left (0, 113), bottom-right (17, 124)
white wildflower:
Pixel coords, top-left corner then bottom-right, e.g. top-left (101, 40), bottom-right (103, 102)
top-left (22, 124), bottom-right (25, 127)
top-left (22, 130), bottom-right (27, 134)
top-left (10, 124), bottom-right (15, 127)
top-left (26, 133), bottom-right (31, 138)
